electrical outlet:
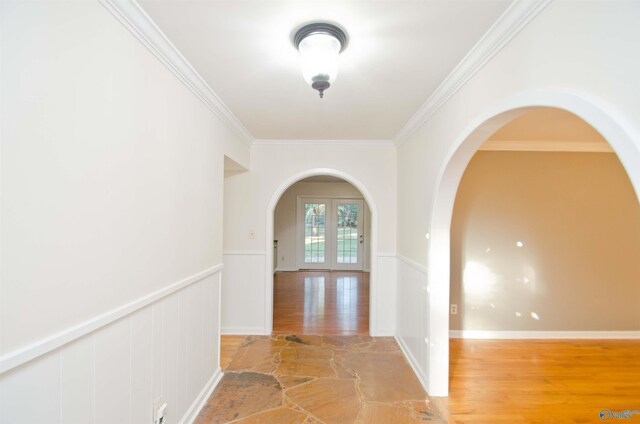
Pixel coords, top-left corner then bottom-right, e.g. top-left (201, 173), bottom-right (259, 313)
top-left (248, 229), bottom-right (255, 239)
top-left (154, 399), bottom-right (167, 424)
top-left (450, 304), bottom-right (458, 315)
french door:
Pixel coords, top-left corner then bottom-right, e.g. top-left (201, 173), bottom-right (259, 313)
top-left (297, 197), bottom-right (364, 271)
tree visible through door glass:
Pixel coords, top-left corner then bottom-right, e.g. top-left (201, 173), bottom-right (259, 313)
top-left (304, 203), bottom-right (326, 263)
top-left (337, 203), bottom-right (358, 264)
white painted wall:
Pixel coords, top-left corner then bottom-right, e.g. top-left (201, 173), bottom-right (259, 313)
top-left (223, 142), bottom-right (397, 336)
top-left (396, 0), bottom-right (640, 396)
top-left (274, 181), bottom-right (371, 271)
top-left (1, 1), bottom-right (245, 421)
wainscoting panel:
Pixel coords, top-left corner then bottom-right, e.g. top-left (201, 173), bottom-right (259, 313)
top-left (0, 352), bottom-right (61, 424)
top-left (60, 336), bottom-right (94, 423)
top-left (221, 253), bottom-right (268, 335)
top-left (395, 255), bottom-right (429, 392)
top-left (375, 255), bottom-right (398, 336)
top-left (95, 318), bottom-right (131, 423)
top-left (0, 266), bottom-right (223, 424)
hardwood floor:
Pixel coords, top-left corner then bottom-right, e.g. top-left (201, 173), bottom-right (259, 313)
top-left (440, 339), bottom-right (640, 423)
top-left (272, 271), bottom-right (369, 336)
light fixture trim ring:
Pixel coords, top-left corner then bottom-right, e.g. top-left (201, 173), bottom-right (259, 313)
top-left (294, 22), bottom-right (348, 53)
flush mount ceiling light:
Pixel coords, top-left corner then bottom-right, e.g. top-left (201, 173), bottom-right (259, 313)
top-left (294, 22), bottom-right (348, 99)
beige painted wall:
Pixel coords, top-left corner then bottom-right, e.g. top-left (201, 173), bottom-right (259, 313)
top-left (274, 181), bottom-right (371, 271)
top-left (450, 151), bottom-right (640, 331)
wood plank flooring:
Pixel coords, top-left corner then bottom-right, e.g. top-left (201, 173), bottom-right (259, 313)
top-left (272, 271), bottom-right (369, 336)
top-left (441, 339), bottom-right (640, 423)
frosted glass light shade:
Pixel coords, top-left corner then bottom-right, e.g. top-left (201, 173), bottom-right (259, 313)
top-left (293, 22), bottom-right (348, 98)
top-left (298, 33), bottom-right (341, 86)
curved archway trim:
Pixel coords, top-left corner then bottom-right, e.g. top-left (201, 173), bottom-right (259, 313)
top-left (427, 89), bottom-right (640, 396)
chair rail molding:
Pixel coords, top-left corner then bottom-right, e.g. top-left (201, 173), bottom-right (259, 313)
top-left (0, 263), bottom-right (224, 375)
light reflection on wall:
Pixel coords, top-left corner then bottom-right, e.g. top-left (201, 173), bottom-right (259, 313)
top-left (336, 276), bottom-right (358, 331)
top-left (463, 262), bottom-right (496, 299)
top-left (462, 259), bottom-right (543, 328)
top-left (304, 276), bottom-right (325, 329)
top-left (451, 149), bottom-right (640, 332)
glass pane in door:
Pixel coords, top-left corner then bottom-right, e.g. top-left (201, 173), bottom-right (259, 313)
top-left (336, 203), bottom-right (358, 264)
top-left (304, 203), bottom-right (326, 263)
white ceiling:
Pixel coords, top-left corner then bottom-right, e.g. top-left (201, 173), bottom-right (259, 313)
top-left (138, 0), bottom-right (512, 140)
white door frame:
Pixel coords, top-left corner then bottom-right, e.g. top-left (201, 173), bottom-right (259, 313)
top-left (265, 169), bottom-right (380, 336)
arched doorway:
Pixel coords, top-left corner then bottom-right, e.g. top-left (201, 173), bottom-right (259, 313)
top-left (427, 90), bottom-right (640, 396)
top-left (264, 168), bottom-right (381, 336)
top-left (271, 176), bottom-right (372, 335)
top-left (450, 107), bottom-right (640, 333)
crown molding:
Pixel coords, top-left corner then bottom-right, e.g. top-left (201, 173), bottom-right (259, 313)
top-left (99, 0), bottom-right (254, 146)
top-left (253, 139), bottom-right (394, 147)
top-left (480, 139), bottom-right (614, 152)
top-left (393, 0), bottom-right (552, 147)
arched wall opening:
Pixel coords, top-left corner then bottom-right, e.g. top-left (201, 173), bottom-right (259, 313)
top-left (450, 107), bottom-right (640, 335)
top-left (272, 175), bottom-right (372, 335)
top-left (428, 91), bottom-right (640, 396)
top-left (265, 168), bottom-right (380, 336)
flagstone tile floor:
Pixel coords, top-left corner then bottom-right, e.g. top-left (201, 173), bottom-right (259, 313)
top-left (195, 335), bottom-right (445, 423)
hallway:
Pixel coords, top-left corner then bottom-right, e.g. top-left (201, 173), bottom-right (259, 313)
top-left (4, 2), bottom-right (640, 422)
top-left (273, 271), bottom-right (370, 336)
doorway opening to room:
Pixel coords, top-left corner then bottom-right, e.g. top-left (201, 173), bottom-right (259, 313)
top-left (272, 175), bottom-right (372, 336)
top-left (443, 107), bottom-right (640, 420)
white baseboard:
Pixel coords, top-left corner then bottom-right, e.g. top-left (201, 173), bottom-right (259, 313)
top-left (374, 329), bottom-right (396, 337)
top-left (181, 368), bottom-right (223, 424)
top-left (450, 330), bottom-right (640, 339)
top-left (221, 327), bottom-right (268, 336)
top-left (394, 335), bottom-right (428, 393)
top-left (274, 267), bottom-right (377, 272)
